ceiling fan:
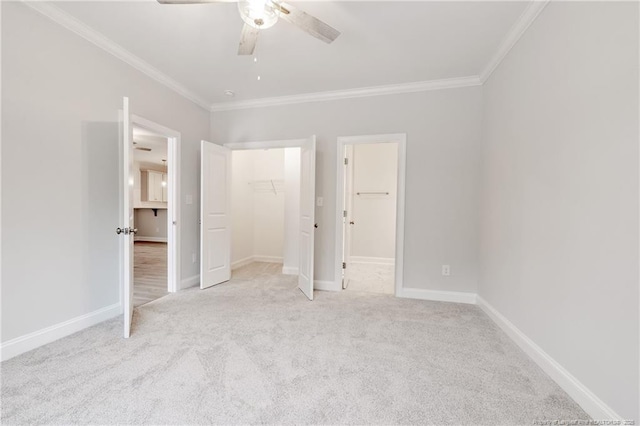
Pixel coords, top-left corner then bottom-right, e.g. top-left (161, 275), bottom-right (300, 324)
top-left (157, 0), bottom-right (340, 55)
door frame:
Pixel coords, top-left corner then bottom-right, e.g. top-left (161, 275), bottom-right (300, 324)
top-left (334, 133), bottom-right (406, 297)
top-left (225, 138), bottom-right (309, 151)
top-left (342, 144), bottom-right (354, 289)
top-left (130, 114), bottom-right (181, 294)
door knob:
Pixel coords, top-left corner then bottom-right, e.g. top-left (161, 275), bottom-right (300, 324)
top-left (116, 227), bottom-right (135, 235)
top-left (349, 221), bottom-right (355, 225)
top-left (314, 223), bottom-right (318, 229)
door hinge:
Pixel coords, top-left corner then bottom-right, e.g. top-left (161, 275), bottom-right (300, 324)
top-left (342, 262), bottom-right (346, 269)
top-left (343, 210), bottom-right (347, 218)
top-left (344, 158), bottom-right (348, 165)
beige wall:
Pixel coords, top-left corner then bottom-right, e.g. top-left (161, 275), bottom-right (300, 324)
top-left (1, 2), bottom-right (210, 342)
top-left (230, 150), bottom-right (256, 264)
top-left (479, 1), bottom-right (639, 419)
top-left (211, 86), bottom-right (483, 293)
top-left (231, 148), bottom-right (300, 267)
top-left (252, 149), bottom-right (286, 260)
top-left (134, 209), bottom-right (168, 240)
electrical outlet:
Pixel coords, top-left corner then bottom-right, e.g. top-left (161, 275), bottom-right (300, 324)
top-left (186, 194), bottom-right (193, 205)
top-left (192, 252), bottom-right (197, 263)
top-left (442, 265), bottom-right (451, 276)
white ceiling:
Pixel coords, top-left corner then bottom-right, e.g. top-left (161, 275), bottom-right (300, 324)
top-left (55, 1), bottom-right (529, 107)
top-left (133, 126), bottom-right (168, 165)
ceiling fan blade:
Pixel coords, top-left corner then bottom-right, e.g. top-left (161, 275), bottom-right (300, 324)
top-left (157, 0), bottom-right (236, 4)
top-left (238, 23), bottom-right (259, 55)
top-left (274, 1), bottom-right (340, 44)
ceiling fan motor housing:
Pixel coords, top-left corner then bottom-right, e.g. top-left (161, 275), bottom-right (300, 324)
top-left (238, 0), bottom-right (278, 29)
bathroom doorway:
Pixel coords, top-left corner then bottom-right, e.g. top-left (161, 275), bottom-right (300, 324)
top-left (335, 134), bottom-right (406, 296)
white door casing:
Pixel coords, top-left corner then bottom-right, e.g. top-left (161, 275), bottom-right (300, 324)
top-left (342, 145), bottom-right (354, 288)
top-left (121, 97), bottom-right (134, 338)
top-left (298, 136), bottom-right (316, 300)
top-left (200, 140), bottom-right (232, 289)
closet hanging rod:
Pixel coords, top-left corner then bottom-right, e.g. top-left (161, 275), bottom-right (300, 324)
top-left (357, 192), bottom-right (389, 195)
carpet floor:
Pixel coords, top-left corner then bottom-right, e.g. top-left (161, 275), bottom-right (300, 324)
top-left (1, 262), bottom-right (588, 425)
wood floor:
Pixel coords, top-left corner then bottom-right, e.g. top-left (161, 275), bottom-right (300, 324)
top-left (134, 241), bottom-right (168, 307)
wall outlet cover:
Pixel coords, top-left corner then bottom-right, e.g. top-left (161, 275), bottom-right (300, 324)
top-left (442, 265), bottom-right (451, 276)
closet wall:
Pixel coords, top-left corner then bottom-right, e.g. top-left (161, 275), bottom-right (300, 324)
top-left (350, 143), bottom-right (398, 261)
top-left (231, 148), bottom-right (300, 272)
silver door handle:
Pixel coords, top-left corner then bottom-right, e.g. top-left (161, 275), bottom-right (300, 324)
top-left (116, 227), bottom-right (136, 235)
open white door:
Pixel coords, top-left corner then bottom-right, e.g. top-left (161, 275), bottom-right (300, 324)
top-left (200, 140), bottom-right (231, 289)
top-left (120, 97), bottom-right (135, 338)
top-left (298, 136), bottom-right (316, 300)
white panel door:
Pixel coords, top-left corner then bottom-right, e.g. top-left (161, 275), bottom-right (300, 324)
top-left (298, 136), bottom-right (316, 300)
top-left (200, 140), bottom-right (231, 289)
top-left (120, 97), bottom-right (135, 338)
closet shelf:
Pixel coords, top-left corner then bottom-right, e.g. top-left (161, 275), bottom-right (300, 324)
top-left (249, 179), bottom-right (285, 194)
top-left (356, 191), bottom-right (390, 198)
top-left (357, 191), bottom-right (389, 196)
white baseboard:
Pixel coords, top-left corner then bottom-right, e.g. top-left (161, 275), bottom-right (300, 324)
top-left (350, 256), bottom-right (395, 265)
top-left (253, 255), bottom-right (283, 264)
top-left (315, 280), bottom-right (341, 292)
top-left (0, 303), bottom-right (121, 362)
top-left (232, 256), bottom-right (283, 270)
top-left (231, 256), bottom-right (255, 270)
top-left (282, 266), bottom-right (299, 275)
top-left (134, 236), bottom-right (167, 243)
top-left (476, 296), bottom-right (622, 420)
top-left (398, 287), bottom-right (477, 304)
top-left (180, 274), bottom-right (200, 289)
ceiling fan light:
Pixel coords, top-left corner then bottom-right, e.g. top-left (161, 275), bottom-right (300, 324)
top-left (238, 0), bottom-right (278, 30)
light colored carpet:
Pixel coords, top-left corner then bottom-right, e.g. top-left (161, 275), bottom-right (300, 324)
top-left (1, 262), bottom-right (588, 425)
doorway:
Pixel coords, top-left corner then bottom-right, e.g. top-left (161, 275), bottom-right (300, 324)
top-left (199, 137), bottom-right (316, 300)
top-left (229, 147), bottom-right (301, 277)
top-left (131, 125), bottom-right (169, 306)
top-left (123, 114), bottom-right (180, 307)
top-left (335, 134), bottom-right (407, 296)
top-left (119, 99), bottom-right (182, 338)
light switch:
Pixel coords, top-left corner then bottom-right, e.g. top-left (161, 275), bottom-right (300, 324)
top-left (316, 197), bottom-right (323, 207)
top-left (186, 194), bottom-right (193, 205)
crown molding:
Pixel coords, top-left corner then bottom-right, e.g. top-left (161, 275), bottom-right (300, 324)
top-left (22, 1), bottom-right (211, 111)
top-left (22, 0), bottom-right (545, 113)
top-left (210, 76), bottom-right (482, 112)
top-left (479, 0), bottom-right (550, 84)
